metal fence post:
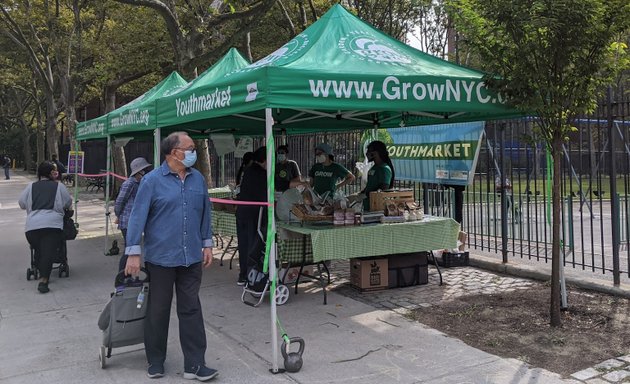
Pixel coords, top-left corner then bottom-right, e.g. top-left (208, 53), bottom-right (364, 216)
top-left (608, 87), bottom-right (621, 285)
top-left (500, 126), bottom-right (508, 263)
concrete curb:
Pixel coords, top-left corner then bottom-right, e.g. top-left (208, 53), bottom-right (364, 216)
top-left (469, 253), bottom-right (630, 299)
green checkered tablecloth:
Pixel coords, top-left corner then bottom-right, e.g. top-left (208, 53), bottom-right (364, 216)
top-left (212, 210), bottom-right (238, 237)
top-left (277, 216), bottom-right (460, 263)
top-left (278, 237), bottom-right (314, 265)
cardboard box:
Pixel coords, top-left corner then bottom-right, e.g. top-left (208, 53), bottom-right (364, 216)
top-left (369, 190), bottom-right (414, 214)
top-left (350, 257), bottom-right (388, 291)
top-left (279, 265), bottom-right (313, 284)
top-left (387, 252), bottom-right (429, 288)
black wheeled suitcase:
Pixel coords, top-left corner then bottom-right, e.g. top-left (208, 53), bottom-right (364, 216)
top-left (97, 269), bottom-right (150, 368)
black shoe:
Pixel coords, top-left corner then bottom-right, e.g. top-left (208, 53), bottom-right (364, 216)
top-left (147, 363), bottom-right (165, 378)
top-left (237, 278), bottom-right (247, 286)
top-left (183, 365), bottom-right (218, 381)
top-left (37, 282), bottom-right (49, 293)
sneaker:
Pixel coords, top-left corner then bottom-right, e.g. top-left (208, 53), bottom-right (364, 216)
top-left (37, 282), bottom-right (49, 293)
top-left (237, 278), bottom-right (247, 286)
top-left (147, 363), bottom-right (165, 378)
top-left (183, 365), bottom-right (218, 381)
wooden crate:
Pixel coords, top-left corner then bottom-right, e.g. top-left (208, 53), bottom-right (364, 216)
top-left (369, 190), bottom-right (415, 213)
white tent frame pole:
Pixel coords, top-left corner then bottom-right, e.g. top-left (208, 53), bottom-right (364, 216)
top-left (233, 114), bottom-right (266, 122)
top-left (154, 128), bottom-right (161, 167)
top-left (266, 108), bottom-right (280, 373)
top-left (104, 134), bottom-right (112, 253)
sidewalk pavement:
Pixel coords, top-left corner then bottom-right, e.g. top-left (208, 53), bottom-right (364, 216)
top-left (0, 171), bottom-right (625, 383)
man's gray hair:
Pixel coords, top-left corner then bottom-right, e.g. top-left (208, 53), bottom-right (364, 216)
top-left (161, 131), bottom-right (188, 156)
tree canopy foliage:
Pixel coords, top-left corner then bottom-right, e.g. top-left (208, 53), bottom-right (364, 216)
top-left (1, 0), bottom-right (437, 167)
top-left (447, 0), bottom-right (630, 326)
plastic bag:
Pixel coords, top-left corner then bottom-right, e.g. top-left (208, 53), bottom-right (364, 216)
top-left (355, 160), bottom-right (373, 191)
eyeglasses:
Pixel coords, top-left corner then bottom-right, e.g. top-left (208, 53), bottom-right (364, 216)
top-left (175, 147), bottom-right (196, 153)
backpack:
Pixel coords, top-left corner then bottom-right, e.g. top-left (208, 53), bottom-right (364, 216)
top-left (63, 210), bottom-right (78, 240)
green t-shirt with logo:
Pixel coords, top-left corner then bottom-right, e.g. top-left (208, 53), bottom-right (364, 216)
top-left (308, 162), bottom-right (350, 198)
top-left (363, 163), bottom-right (393, 210)
top-left (275, 160), bottom-right (301, 192)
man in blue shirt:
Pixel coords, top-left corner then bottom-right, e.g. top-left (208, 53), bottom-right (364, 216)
top-left (124, 132), bottom-right (217, 381)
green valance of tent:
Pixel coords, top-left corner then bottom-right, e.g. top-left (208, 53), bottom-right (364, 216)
top-left (76, 49), bottom-right (251, 141)
top-left (107, 71), bottom-right (188, 136)
top-left (76, 114), bottom-right (108, 141)
top-left (156, 4), bottom-right (521, 136)
top-left (75, 71), bottom-right (188, 141)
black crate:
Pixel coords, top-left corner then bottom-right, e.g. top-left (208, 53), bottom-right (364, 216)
top-left (437, 251), bottom-right (469, 268)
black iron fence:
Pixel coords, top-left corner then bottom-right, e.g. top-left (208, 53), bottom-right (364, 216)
top-left (209, 87), bottom-right (630, 284)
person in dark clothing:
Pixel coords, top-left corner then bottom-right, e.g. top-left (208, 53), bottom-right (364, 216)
top-left (51, 154), bottom-right (67, 182)
top-left (235, 151), bottom-right (254, 186)
top-left (18, 161), bottom-right (72, 293)
top-left (3, 154), bottom-right (11, 180)
top-left (235, 146), bottom-right (267, 286)
top-left (274, 145), bottom-right (303, 192)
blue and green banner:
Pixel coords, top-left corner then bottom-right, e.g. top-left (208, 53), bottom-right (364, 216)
top-left (362, 121), bottom-right (484, 185)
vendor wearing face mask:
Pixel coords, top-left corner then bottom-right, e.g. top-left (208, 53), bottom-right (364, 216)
top-left (362, 140), bottom-right (395, 211)
top-left (308, 143), bottom-right (355, 199)
top-left (274, 145), bottom-right (303, 192)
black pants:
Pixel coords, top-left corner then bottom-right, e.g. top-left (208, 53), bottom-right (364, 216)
top-left (144, 261), bottom-right (206, 368)
top-left (25, 228), bottom-right (63, 279)
top-left (236, 207), bottom-right (267, 281)
top-left (118, 228), bottom-right (127, 272)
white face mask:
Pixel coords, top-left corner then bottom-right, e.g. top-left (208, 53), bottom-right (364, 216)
top-left (316, 154), bottom-right (327, 163)
top-left (277, 154), bottom-right (287, 162)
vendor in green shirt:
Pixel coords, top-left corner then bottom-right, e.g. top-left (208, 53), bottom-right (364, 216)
top-left (362, 140), bottom-right (395, 210)
top-left (308, 143), bottom-right (355, 199)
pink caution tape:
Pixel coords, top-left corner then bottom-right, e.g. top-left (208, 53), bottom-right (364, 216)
top-left (210, 197), bottom-right (271, 207)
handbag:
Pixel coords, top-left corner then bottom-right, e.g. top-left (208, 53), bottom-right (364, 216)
top-left (63, 210), bottom-right (78, 240)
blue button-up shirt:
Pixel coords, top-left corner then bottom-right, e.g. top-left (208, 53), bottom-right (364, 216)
top-left (125, 161), bottom-right (214, 267)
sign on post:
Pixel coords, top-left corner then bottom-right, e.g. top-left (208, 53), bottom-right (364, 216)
top-left (67, 151), bottom-right (85, 174)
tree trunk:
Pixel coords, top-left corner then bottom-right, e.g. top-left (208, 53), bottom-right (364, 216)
top-left (112, 145), bottom-right (127, 196)
top-left (36, 128), bottom-right (46, 166)
top-left (21, 123), bottom-right (33, 171)
top-left (194, 139), bottom-right (212, 187)
top-left (45, 95), bottom-right (58, 159)
top-left (550, 133), bottom-right (563, 327)
top-left (104, 84), bottom-right (127, 192)
top-left (244, 31), bottom-right (253, 63)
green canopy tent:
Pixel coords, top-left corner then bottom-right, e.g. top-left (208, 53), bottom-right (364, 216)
top-left (108, 71), bottom-right (188, 165)
top-left (73, 51), bottom-right (250, 253)
top-left (74, 71), bottom-right (189, 253)
top-left (155, 4), bottom-right (523, 372)
top-left (155, 48), bottom-right (250, 183)
top-left (155, 5), bottom-right (520, 137)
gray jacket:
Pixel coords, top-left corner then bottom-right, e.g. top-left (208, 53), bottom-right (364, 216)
top-left (18, 180), bottom-right (72, 232)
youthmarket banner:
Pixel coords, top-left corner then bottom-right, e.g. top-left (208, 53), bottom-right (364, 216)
top-left (362, 121), bottom-right (484, 186)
